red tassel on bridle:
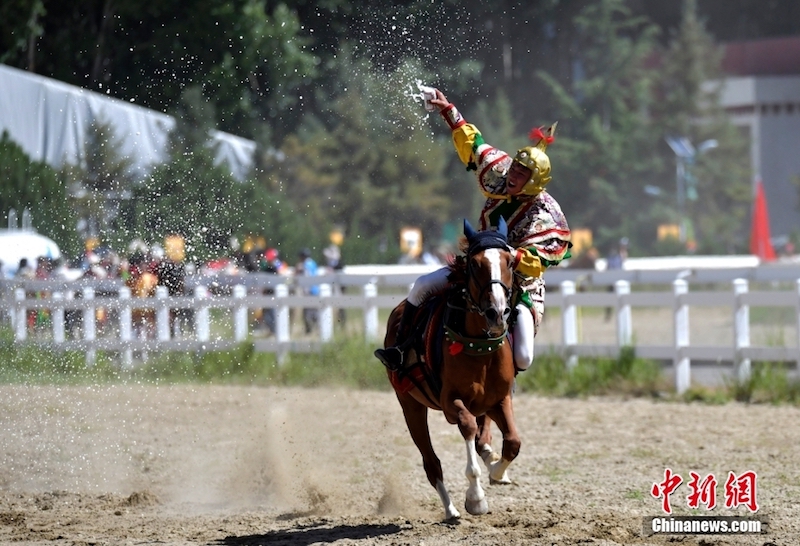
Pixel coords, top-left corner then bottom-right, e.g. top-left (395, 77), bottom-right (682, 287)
top-left (528, 126), bottom-right (554, 145)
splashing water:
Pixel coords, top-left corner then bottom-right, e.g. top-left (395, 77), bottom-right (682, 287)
top-left (405, 80), bottom-right (436, 112)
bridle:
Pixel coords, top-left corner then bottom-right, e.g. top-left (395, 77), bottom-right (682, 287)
top-left (463, 245), bottom-right (513, 326)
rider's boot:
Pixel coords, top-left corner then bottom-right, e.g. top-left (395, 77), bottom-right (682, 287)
top-left (374, 302), bottom-right (419, 371)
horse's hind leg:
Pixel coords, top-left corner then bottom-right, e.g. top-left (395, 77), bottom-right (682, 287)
top-left (396, 392), bottom-right (460, 521)
top-left (485, 396), bottom-right (521, 485)
top-left (476, 415), bottom-right (506, 479)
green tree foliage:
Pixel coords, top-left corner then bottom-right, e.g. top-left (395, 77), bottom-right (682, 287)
top-left (119, 88), bottom-right (249, 261)
top-left (259, 52), bottom-right (450, 262)
top-left (0, 0), bottom-right (45, 68)
top-left (116, 86), bottom-right (320, 262)
top-left (2, 0), bottom-right (319, 144)
top-left (0, 132), bottom-right (80, 256)
top-left (202, 1), bottom-right (319, 140)
top-left (58, 118), bottom-right (138, 248)
top-left (537, 0), bottom-right (664, 253)
top-left (651, 0), bottom-right (751, 253)
top-left (0, 0), bottom-right (787, 259)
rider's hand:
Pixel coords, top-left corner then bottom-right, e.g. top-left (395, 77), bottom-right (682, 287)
top-left (430, 89), bottom-right (450, 111)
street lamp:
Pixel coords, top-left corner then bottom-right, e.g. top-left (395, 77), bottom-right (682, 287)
top-left (665, 136), bottom-right (718, 243)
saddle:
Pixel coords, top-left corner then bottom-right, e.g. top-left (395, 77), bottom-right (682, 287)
top-left (388, 291), bottom-right (449, 400)
top-left (389, 286), bottom-right (509, 405)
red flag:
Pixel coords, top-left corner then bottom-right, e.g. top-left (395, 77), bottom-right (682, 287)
top-left (749, 179), bottom-right (776, 261)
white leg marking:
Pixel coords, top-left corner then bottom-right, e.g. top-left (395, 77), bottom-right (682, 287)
top-left (464, 439), bottom-right (489, 515)
top-left (489, 457), bottom-right (513, 485)
top-left (479, 443), bottom-right (501, 467)
top-left (436, 479), bottom-right (460, 520)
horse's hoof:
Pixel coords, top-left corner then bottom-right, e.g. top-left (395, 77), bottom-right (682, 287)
top-left (444, 507), bottom-right (461, 522)
top-left (465, 497), bottom-right (489, 516)
top-left (488, 459), bottom-right (512, 484)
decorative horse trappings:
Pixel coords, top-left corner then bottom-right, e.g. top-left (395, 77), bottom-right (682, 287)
top-left (382, 218), bottom-right (520, 521)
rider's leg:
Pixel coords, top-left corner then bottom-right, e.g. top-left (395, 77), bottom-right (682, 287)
top-left (512, 304), bottom-right (535, 371)
top-left (375, 267), bottom-right (451, 369)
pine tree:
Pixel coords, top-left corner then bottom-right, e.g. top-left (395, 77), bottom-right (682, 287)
top-left (59, 118), bottom-right (137, 249)
top-left (652, 0), bottom-right (751, 254)
top-left (536, 0), bottom-right (663, 254)
top-left (259, 51), bottom-right (450, 263)
top-left (0, 131), bottom-right (80, 256)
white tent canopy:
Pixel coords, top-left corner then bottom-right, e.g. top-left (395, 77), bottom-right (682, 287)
top-left (0, 230), bottom-right (61, 277)
top-left (0, 64), bottom-right (255, 180)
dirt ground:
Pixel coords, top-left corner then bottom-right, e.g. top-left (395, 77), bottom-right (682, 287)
top-left (0, 384), bottom-right (797, 546)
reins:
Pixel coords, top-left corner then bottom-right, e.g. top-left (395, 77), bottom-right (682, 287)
top-left (444, 243), bottom-right (513, 347)
top-left (465, 257), bottom-right (512, 319)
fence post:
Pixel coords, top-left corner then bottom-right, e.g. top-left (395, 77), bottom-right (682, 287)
top-left (673, 279), bottom-right (690, 395)
top-left (119, 286), bottom-right (133, 368)
top-left (796, 279), bottom-right (800, 369)
top-left (615, 280), bottom-right (632, 348)
top-left (195, 285), bottom-right (210, 343)
top-left (363, 282), bottom-right (378, 342)
top-left (233, 284), bottom-right (248, 342)
top-left (156, 286), bottom-right (170, 341)
top-left (274, 284), bottom-right (290, 343)
top-left (14, 288), bottom-right (26, 341)
top-left (560, 280), bottom-right (578, 369)
top-left (319, 283), bottom-right (333, 342)
top-left (82, 286), bottom-right (96, 366)
top-left (52, 292), bottom-right (65, 343)
top-left (274, 283), bottom-right (290, 366)
top-left (733, 278), bottom-right (751, 383)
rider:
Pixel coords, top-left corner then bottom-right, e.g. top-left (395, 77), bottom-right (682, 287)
top-left (375, 88), bottom-right (572, 372)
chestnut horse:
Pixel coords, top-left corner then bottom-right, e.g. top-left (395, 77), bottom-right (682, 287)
top-left (382, 219), bottom-right (520, 521)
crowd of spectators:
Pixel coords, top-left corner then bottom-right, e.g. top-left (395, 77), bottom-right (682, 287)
top-left (2, 234), bottom-right (345, 338)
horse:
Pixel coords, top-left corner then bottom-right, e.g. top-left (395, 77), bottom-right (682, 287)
top-left (381, 218), bottom-right (520, 521)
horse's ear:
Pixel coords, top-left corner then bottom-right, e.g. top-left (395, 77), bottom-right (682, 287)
top-left (497, 217), bottom-right (508, 238)
top-left (463, 218), bottom-right (477, 241)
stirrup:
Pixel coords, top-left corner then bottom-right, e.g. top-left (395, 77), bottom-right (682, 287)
top-left (374, 346), bottom-right (404, 371)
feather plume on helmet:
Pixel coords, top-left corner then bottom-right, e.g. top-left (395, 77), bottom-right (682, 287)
top-left (513, 122), bottom-right (558, 196)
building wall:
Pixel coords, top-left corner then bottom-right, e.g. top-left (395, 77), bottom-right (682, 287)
top-left (719, 76), bottom-right (800, 240)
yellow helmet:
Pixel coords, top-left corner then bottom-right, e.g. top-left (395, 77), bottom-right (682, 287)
top-left (513, 122), bottom-right (557, 196)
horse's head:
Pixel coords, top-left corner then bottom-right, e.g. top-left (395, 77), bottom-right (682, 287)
top-left (463, 218), bottom-right (514, 337)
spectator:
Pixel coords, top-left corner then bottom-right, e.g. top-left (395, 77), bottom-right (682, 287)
top-left (606, 237), bottom-right (628, 271)
top-left (257, 248), bottom-right (292, 335)
top-left (569, 247), bottom-right (599, 270)
top-left (15, 258), bottom-right (35, 279)
top-left (157, 234), bottom-right (189, 337)
top-left (323, 242), bottom-right (347, 326)
top-left (261, 248), bottom-right (288, 275)
top-left (296, 248), bottom-right (320, 334)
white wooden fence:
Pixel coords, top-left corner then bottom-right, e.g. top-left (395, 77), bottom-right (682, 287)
top-left (3, 265), bottom-right (800, 393)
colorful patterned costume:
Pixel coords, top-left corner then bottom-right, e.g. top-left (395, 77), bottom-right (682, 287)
top-left (440, 103), bottom-right (572, 332)
top-left (375, 98), bottom-right (572, 372)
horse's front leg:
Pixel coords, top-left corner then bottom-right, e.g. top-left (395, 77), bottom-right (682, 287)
top-left (448, 400), bottom-right (489, 516)
top-left (397, 392), bottom-right (460, 521)
top-left (486, 396), bottom-right (521, 484)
